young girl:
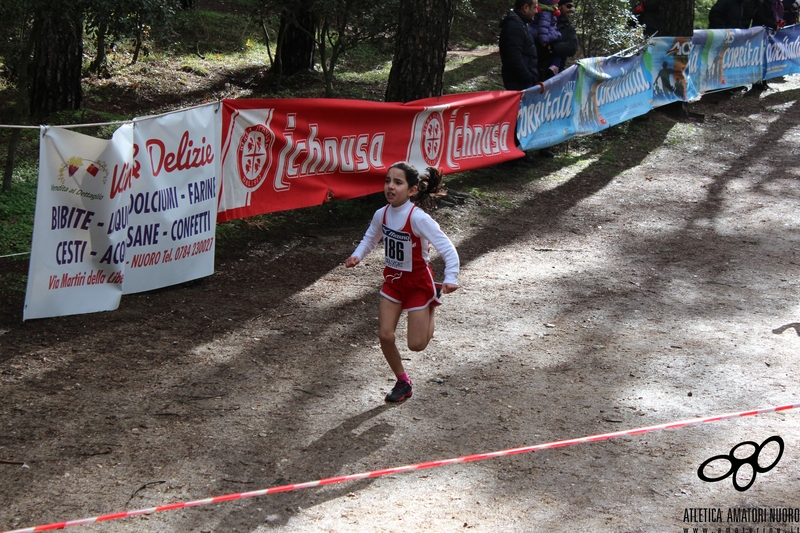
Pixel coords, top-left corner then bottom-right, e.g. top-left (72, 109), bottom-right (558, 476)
top-left (345, 162), bottom-right (460, 403)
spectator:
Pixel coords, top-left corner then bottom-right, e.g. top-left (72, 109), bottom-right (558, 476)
top-left (499, 0), bottom-right (540, 91)
top-left (744, 0), bottom-right (783, 92)
top-left (633, 0), bottom-right (662, 36)
top-left (534, 0), bottom-right (562, 51)
top-left (708, 0), bottom-right (750, 28)
top-left (746, 0), bottom-right (784, 29)
top-left (534, 0), bottom-right (578, 157)
top-left (783, 0), bottom-right (799, 25)
top-left (537, 0), bottom-right (578, 81)
top-left (499, 0), bottom-right (541, 163)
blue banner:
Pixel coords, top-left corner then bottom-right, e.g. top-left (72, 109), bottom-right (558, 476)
top-left (511, 25), bottom-right (800, 154)
top-left (646, 36), bottom-right (699, 107)
top-left (574, 55), bottom-right (653, 135)
top-left (694, 28), bottom-right (765, 92)
top-left (765, 24), bottom-right (800, 79)
top-left (517, 65), bottom-right (579, 151)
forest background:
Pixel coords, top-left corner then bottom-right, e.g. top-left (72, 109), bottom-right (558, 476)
top-left (0, 0), bottom-right (714, 275)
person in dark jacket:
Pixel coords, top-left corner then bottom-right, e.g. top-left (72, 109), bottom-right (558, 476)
top-left (499, 0), bottom-right (542, 163)
top-left (743, 0), bottom-right (783, 91)
top-left (748, 0), bottom-right (784, 28)
top-left (708, 0), bottom-right (750, 28)
top-left (633, 0), bottom-right (662, 36)
top-left (783, 0), bottom-right (799, 25)
top-left (537, 0), bottom-right (578, 80)
top-left (499, 0), bottom-right (540, 91)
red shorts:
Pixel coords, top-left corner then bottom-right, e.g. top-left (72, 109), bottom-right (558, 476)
top-left (380, 264), bottom-right (441, 312)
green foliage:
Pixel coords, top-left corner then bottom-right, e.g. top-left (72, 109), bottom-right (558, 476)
top-left (314, 0), bottom-right (399, 96)
top-left (695, 0), bottom-right (715, 29)
top-left (573, 0), bottom-right (644, 58)
top-left (82, 0), bottom-right (179, 67)
top-left (0, 0), bottom-right (35, 82)
top-left (0, 162), bottom-right (38, 256)
top-left (169, 8), bottom-right (257, 55)
top-left (0, 271), bottom-right (27, 293)
top-left (449, 0), bottom-right (508, 47)
top-left (85, 0), bottom-right (180, 47)
top-left (337, 42), bottom-right (393, 73)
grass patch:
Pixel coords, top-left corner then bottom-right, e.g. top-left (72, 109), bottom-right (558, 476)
top-left (338, 42), bottom-right (394, 73)
top-left (0, 161), bottom-right (38, 257)
top-left (0, 272), bottom-right (27, 293)
top-left (443, 50), bottom-right (504, 94)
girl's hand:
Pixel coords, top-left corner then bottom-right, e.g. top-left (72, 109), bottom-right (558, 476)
top-left (345, 256), bottom-right (360, 268)
top-left (441, 283), bottom-right (459, 294)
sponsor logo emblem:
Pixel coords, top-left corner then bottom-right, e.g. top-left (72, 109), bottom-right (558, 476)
top-left (237, 124), bottom-right (273, 190)
top-left (421, 112), bottom-right (444, 166)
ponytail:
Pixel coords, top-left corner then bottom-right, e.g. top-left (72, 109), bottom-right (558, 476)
top-left (387, 162), bottom-right (447, 207)
top-left (412, 167), bottom-right (445, 205)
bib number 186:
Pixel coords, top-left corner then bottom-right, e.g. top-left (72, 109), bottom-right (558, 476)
top-left (385, 238), bottom-right (404, 262)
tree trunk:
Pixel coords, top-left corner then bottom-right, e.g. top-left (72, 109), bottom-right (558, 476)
top-left (29, 8), bottom-right (83, 119)
top-left (384, 0), bottom-right (457, 102)
top-left (318, 19), bottom-right (334, 97)
top-left (4, 18), bottom-right (38, 193)
top-left (657, 0), bottom-right (696, 119)
top-left (132, 26), bottom-right (143, 65)
top-left (274, 9), bottom-right (317, 76)
top-left (260, 16), bottom-right (274, 65)
top-left (659, 0), bottom-right (695, 37)
top-left (89, 21), bottom-right (108, 75)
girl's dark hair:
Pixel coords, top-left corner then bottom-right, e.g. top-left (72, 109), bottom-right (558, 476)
top-left (388, 161), bottom-right (445, 206)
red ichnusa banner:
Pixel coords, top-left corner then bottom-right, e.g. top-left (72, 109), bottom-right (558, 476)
top-left (217, 91), bottom-right (523, 222)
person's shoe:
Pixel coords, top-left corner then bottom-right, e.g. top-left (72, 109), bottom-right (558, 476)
top-left (385, 380), bottom-right (413, 403)
top-left (747, 81), bottom-right (769, 94)
top-left (539, 148), bottom-right (555, 158)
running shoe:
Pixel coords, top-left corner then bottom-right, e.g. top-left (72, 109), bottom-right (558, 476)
top-left (385, 380), bottom-right (413, 403)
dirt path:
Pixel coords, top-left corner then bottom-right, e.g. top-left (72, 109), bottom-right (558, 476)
top-left (2, 79), bottom-right (800, 533)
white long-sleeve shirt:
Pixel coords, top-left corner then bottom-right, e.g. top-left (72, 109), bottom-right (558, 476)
top-left (351, 200), bottom-right (459, 285)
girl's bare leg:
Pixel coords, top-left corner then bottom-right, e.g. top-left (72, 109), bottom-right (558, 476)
top-left (407, 305), bottom-right (435, 352)
top-left (378, 297), bottom-right (405, 376)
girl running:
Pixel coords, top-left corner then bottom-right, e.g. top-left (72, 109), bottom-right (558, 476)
top-left (345, 162), bottom-right (460, 403)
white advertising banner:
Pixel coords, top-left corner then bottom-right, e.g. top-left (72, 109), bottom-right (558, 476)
top-left (23, 104), bottom-right (221, 320)
top-left (24, 125), bottom-right (133, 320)
top-left (122, 105), bottom-right (221, 294)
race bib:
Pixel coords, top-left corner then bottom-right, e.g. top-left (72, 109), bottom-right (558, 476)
top-left (382, 225), bottom-right (412, 272)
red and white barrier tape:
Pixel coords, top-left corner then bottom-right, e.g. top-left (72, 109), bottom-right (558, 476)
top-left (3, 402), bottom-right (799, 533)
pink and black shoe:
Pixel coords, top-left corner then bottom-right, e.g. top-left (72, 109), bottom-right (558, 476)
top-left (385, 380), bottom-right (413, 403)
